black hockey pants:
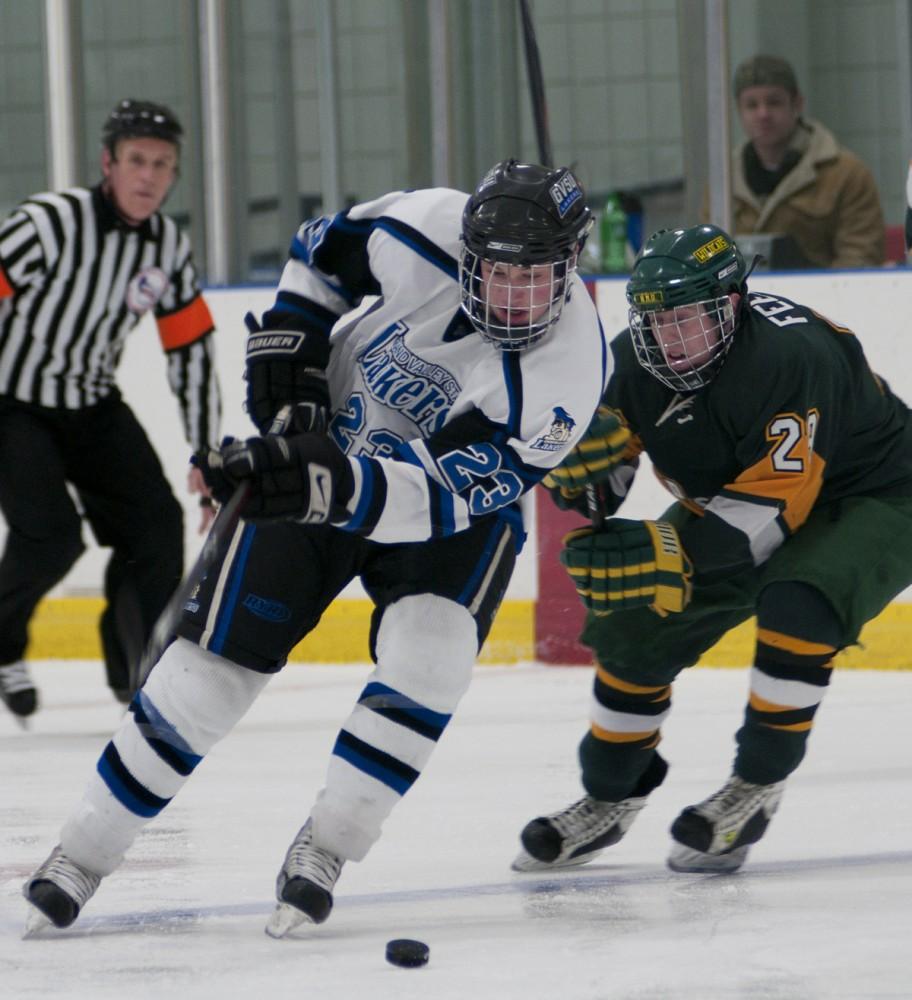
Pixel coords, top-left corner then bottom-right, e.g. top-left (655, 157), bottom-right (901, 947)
top-left (0, 396), bottom-right (183, 694)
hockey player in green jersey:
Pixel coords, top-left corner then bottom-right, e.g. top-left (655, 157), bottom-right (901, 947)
top-left (513, 223), bottom-right (912, 875)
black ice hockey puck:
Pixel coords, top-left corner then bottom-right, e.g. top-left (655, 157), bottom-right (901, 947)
top-left (385, 938), bottom-right (430, 968)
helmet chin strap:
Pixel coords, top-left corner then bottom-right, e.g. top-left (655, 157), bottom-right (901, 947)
top-left (743, 253), bottom-right (763, 282)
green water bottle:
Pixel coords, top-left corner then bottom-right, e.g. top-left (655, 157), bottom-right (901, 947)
top-left (600, 193), bottom-right (627, 273)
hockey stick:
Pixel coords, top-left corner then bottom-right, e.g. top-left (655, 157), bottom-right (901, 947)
top-left (585, 484), bottom-right (608, 527)
top-left (518, 0), bottom-right (553, 167)
top-left (130, 481), bottom-right (251, 692)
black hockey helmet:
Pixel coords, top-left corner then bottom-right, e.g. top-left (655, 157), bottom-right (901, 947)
top-left (462, 160), bottom-right (592, 266)
top-left (102, 99), bottom-right (183, 155)
top-left (459, 160), bottom-right (593, 350)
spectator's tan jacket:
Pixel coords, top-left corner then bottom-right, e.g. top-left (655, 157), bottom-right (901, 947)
top-left (732, 119), bottom-right (885, 268)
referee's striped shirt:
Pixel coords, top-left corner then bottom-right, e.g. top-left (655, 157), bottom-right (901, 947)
top-left (0, 184), bottom-right (220, 451)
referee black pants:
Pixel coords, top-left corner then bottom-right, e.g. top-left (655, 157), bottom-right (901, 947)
top-left (0, 396), bottom-right (183, 694)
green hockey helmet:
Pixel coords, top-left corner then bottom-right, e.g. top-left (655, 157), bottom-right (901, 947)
top-left (626, 225), bottom-right (747, 390)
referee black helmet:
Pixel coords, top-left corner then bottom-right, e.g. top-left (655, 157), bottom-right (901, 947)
top-left (102, 99), bottom-right (183, 155)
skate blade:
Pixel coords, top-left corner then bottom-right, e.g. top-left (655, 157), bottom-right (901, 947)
top-left (510, 848), bottom-right (598, 873)
top-left (667, 844), bottom-right (748, 874)
top-left (6, 712), bottom-right (31, 731)
top-left (265, 901), bottom-right (315, 939)
top-left (22, 903), bottom-right (52, 939)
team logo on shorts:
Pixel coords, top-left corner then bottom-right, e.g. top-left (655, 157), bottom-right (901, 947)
top-left (531, 406), bottom-right (577, 451)
top-left (126, 266), bottom-right (168, 314)
top-left (243, 593), bottom-right (292, 623)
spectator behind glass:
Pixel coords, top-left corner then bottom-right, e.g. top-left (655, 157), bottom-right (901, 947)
top-left (731, 54), bottom-right (885, 268)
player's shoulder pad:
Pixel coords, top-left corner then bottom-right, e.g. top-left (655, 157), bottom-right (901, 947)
top-left (363, 188), bottom-right (467, 261)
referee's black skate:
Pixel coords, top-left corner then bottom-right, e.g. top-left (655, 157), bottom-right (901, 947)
top-left (0, 660), bottom-right (38, 724)
top-left (668, 774), bottom-right (785, 873)
top-left (23, 845), bottom-right (102, 935)
top-left (265, 819), bottom-right (344, 938)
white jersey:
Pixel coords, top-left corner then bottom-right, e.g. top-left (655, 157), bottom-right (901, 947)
top-left (267, 187), bottom-right (611, 544)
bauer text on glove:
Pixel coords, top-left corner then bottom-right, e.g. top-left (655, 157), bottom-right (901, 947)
top-left (244, 310), bottom-right (330, 435)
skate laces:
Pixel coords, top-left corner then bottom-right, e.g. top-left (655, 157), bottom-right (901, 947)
top-left (31, 847), bottom-right (101, 905)
top-left (0, 661), bottom-right (34, 695)
top-left (549, 795), bottom-right (632, 840)
top-left (283, 822), bottom-right (342, 891)
top-left (697, 776), bottom-right (781, 824)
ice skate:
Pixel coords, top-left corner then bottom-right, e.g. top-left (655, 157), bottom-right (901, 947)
top-left (668, 774), bottom-right (785, 873)
top-left (22, 845), bottom-right (102, 935)
top-left (0, 661), bottom-right (38, 725)
top-left (265, 819), bottom-right (344, 938)
top-left (512, 793), bottom-right (648, 872)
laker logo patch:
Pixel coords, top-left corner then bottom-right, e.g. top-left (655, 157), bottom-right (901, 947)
top-left (532, 406), bottom-right (577, 451)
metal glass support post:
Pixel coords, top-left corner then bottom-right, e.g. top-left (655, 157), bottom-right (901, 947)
top-left (705, 0), bottom-right (732, 234)
top-left (428, 0), bottom-right (452, 188)
top-left (317, 0), bottom-right (342, 215)
top-left (274, 0), bottom-right (300, 237)
top-left (43, 0), bottom-right (84, 190)
top-left (198, 0), bottom-right (234, 285)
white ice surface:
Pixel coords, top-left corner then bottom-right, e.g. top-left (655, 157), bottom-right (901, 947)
top-left (1, 661), bottom-right (910, 1000)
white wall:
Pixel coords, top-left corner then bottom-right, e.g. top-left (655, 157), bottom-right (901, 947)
top-left (6, 269), bottom-right (911, 602)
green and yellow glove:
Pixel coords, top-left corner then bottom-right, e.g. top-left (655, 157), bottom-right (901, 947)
top-left (543, 406), bottom-right (631, 508)
top-left (561, 518), bottom-right (693, 616)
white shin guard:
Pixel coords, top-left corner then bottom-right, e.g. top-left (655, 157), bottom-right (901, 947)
top-left (62, 639), bottom-right (271, 876)
top-left (311, 595), bottom-right (477, 861)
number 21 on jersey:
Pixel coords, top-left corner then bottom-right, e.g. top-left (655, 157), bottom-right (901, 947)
top-left (766, 409), bottom-right (819, 472)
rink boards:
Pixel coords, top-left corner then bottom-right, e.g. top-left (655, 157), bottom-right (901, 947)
top-left (13, 269), bottom-right (912, 670)
top-left (24, 594), bottom-right (912, 669)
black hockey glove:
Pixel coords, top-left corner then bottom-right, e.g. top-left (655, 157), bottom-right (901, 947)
top-left (561, 518), bottom-right (692, 617)
top-left (244, 311), bottom-right (330, 435)
top-left (193, 433), bottom-right (353, 523)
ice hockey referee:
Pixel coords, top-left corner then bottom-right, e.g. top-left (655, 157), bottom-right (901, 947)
top-left (0, 98), bottom-right (221, 719)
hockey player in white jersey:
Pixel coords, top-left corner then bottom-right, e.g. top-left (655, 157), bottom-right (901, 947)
top-left (23, 160), bottom-right (610, 937)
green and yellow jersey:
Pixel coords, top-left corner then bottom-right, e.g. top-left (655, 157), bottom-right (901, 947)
top-left (606, 291), bottom-right (912, 583)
